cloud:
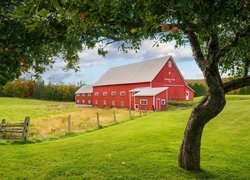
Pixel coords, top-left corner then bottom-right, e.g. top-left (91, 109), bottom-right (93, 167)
top-left (41, 38), bottom-right (196, 84)
top-left (47, 72), bottom-right (73, 83)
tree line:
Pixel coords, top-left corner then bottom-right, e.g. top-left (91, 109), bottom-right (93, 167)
top-left (0, 79), bottom-right (79, 102)
top-left (187, 83), bottom-right (249, 97)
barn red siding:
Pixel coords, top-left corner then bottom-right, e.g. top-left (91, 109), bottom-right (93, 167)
top-left (93, 82), bottom-right (150, 108)
top-left (75, 93), bottom-right (93, 105)
top-left (155, 90), bottom-right (167, 110)
top-left (134, 96), bottom-right (154, 110)
top-left (151, 57), bottom-right (194, 101)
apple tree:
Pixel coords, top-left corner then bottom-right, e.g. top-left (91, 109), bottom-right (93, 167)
top-left (3, 0), bottom-right (250, 171)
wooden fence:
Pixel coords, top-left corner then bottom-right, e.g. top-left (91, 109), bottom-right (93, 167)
top-left (0, 117), bottom-right (30, 140)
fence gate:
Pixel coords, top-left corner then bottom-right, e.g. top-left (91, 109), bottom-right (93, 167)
top-left (0, 117), bottom-right (30, 140)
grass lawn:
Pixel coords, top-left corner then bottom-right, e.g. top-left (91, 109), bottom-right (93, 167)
top-left (0, 95), bottom-right (249, 179)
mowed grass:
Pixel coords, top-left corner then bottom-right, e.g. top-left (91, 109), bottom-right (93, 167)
top-left (0, 95), bottom-right (249, 179)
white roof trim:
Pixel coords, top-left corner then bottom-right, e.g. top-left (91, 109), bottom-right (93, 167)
top-left (133, 87), bottom-right (168, 97)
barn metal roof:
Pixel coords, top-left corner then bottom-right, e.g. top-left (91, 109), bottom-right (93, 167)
top-left (133, 87), bottom-right (168, 96)
top-left (75, 85), bottom-right (93, 94)
top-left (94, 56), bottom-right (171, 86)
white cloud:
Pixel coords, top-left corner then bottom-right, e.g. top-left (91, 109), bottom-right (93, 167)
top-left (41, 39), bottom-right (196, 83)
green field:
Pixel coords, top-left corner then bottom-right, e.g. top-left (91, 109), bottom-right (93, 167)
top-left (0, 96), bottom-right (249, 179)
top-left (0, 97), bottom-right (76, 121)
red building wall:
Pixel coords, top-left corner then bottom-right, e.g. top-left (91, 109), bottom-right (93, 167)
top-left (155, 90), bottom-right (167, 110)
top-left (133, 90), bottom-right (167, 111)
top-left (151, 57), bottom-right (194, 101)
top-left (75, 93), bottom-right (93, 105)
top-left (92, 82), bottom-right (150, 108)
top-left (134, 96), bottom-right (153, 110)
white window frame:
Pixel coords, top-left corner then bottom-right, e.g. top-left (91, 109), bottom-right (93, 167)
top-left (121, 101), bottom-right (125, 106)
top-left (95, 92), bottom-right (99, 96)
top-left (88, 100), bottom-right (91, 104)
top-left (95, 100), bottom-right (98, 105)
top-left (168, 61), bottom-right (172, 68)
top-left (112, 100), bottom-right (115, 106)
top-left (77, 99), bottom-right (79, 103)
top-left (103, 100), bottom-right (107, 105)
top-left (82, 100), bottom-right (85, 104)
top-left (140, 99), bottom-right (148, 105)
top-left (88, 93), bottom-right (92, 96)
top-left (120, 91), bottom-right (126, 96)
top-left (161, 99), bottom-right (166, 105)
top-left (103, 92), bottom-right (107, 96)
top-left (111, 91), bottom-right (116, 96)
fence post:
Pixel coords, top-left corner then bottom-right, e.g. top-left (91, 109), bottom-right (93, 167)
top-left (96, 112), bottom-right (102, 128)
top-left (129, 109), bottom-right (132, 119)
top-left (113, 111), bottom-right (118, 124)
top-left (0, 119), bottom-right (6, 138)
top-left (22, 117), bottom-right (30, 140)
top-left (68, 114), bottom-right (71, 132)
top-left (0, 119), bottom-right (5, 130)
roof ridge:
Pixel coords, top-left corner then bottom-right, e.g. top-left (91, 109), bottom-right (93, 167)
top-left (108, 56), bottom-right (170, 70)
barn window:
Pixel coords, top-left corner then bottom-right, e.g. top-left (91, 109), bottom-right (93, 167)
top-left (82, 93), bottom-right (85, 96)
top-left (140, 100), bottom-right (147, 105)
top-left (82, 100), bottom-right (85, 104)
top-left (77, 100), bottom-right (79, 103)
top-left (121, 101), bottom-right (124, 106)
top-left (95, 92), bottom-right (99, 96)
top-left (103, 92), bottom-right (107, 96)
top-left (168, 61), bottom-right (172, 67)
top-left (103, 100), bottom-right (107, 105)
top-left (88, 100), bottom-right (91, 104)
top-left (77, 94), bottom-right (80, 96)
top-left (168, 71), bottom-right (171, 75)
top-left (111, 91), bottom-right (116, 96)
top-left (95, 100), bottom-right (98, 104)
top-left (112, 100), bottom-right (115, 106)
top-left (88, 93), bottom-right (92, 96)
top-left (161, 99), bottom-right (166, 105)
top-left (120, 91), bottom-right (126, 96)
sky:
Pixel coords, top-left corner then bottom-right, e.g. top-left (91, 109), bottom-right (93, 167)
top-left (41, 39), bottom-right (204, 85)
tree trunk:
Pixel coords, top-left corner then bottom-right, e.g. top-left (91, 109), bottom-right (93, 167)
top-left (178, 66), bottom-right (226, 171)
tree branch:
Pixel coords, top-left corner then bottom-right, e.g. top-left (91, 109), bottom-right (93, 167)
top-left (184, 30), bottom-right (206, 70)
top-left (217, 25), bottom-right (250, 59)
top-left (224, 76), bottom-right (250, 93)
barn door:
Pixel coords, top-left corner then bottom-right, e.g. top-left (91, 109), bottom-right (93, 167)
top-left (156, 98), bottom-right (161, 110)
top-left (185, 91), bottom-right (189, 100)
top-left (134, 104), bottom-right (139, 110)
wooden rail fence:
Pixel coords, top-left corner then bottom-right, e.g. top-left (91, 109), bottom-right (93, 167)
top-left (0, 117), bottom-right (30, 140)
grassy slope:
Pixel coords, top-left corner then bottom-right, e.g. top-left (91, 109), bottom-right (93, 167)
top-left (0, 96), bottom-right (249, 179)
top-left (0, 97), bottom-right (75, 122)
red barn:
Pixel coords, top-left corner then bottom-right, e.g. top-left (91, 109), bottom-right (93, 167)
top-left (75, 56), bottom-right (194, 110)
